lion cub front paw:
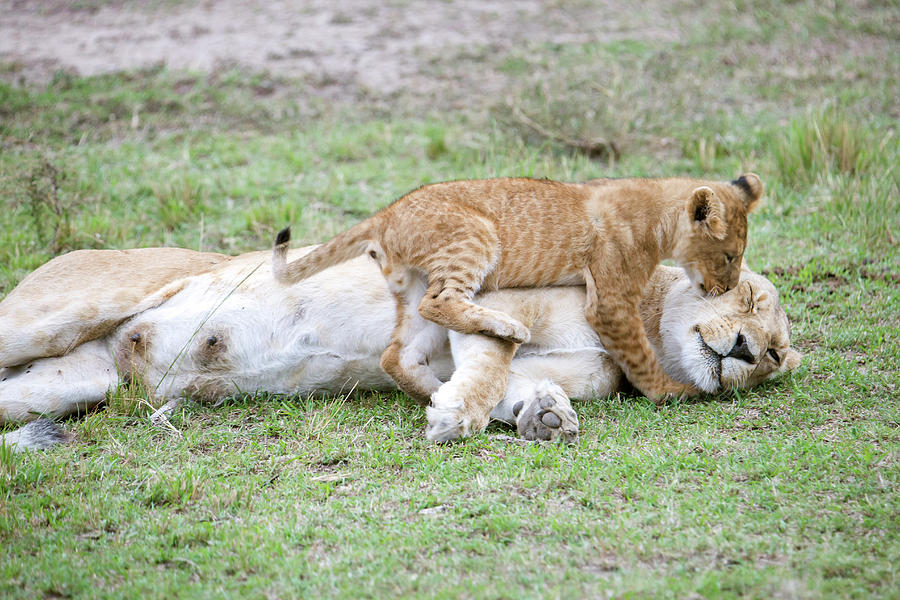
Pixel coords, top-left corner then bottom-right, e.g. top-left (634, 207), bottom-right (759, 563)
top-left (651, 383), bottom-right (701, 405)
top-left (514, 381), bottom-right (579, 443)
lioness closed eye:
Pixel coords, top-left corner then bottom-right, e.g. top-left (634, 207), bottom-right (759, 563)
top-left (274, 175), bottom-right (762, 403)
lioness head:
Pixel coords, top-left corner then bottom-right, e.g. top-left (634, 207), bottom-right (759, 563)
top-left (657, 265), bottom-right (802, 393)
top-left (676, 173), bottom-right (763, 295)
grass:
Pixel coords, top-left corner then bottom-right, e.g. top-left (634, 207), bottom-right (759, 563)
top-left (1, 0), bottom-right (898, 597)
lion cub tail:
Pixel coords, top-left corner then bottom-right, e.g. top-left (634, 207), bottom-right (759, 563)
top-left (273, 220), bottom-right (377, 284)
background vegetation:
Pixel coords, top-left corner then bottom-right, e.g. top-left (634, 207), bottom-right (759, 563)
top-left (1, 1), bottom-right (897, 597)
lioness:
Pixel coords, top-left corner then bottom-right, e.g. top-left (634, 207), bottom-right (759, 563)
top-left (274, 175), bottom-right (763, 404)
top-left (0, 245), bottom-right (800, 451)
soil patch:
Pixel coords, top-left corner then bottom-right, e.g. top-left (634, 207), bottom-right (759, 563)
top-left (1, 0), bottom-right (681, 108)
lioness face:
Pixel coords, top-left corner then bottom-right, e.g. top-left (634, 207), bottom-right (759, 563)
top-left (658, 268), bottom-right (802, 393)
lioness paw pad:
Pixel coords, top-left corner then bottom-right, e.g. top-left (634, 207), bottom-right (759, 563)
top-left (515, 384), bottom-right (578, 443)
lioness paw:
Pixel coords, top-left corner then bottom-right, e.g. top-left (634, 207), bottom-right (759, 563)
top-left (514, 381), bottom-right (578, 443)
top-left (424, 413), bottom-right (467, 443)
top-left (425, 388), bottom-right (490, 443)
top-left (425, 405), bottom-right (484, 443)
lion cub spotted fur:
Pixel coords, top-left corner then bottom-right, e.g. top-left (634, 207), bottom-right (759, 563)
top-left (274, 175), bottom-right (762, 402)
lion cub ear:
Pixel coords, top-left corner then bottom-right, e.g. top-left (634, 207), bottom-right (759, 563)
top-left (688, 186), bottom-right (727, 240)
top-left (731, 173), bottom-right (763, 213)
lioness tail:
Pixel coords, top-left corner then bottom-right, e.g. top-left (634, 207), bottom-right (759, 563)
top-left (0, 418), bottom-right (73, 453)
top-left (273, 220), bottom-right (376, 284)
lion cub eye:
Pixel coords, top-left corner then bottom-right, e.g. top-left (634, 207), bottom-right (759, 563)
top-left (725, 254), bottom-right (736, 264)
top-left (767, 349), bottom-right (780, 364)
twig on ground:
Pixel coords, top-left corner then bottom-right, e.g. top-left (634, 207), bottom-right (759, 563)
top-left (148, 398), bottom-right (183, 437)
top-left (509, 103), bottom-right (619, 160)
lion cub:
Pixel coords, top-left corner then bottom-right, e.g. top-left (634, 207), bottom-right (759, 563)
top-left (274, 175), bottom-right (762, 403)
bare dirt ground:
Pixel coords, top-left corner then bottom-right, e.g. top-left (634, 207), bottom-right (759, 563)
top-left (0, 0), bottom-right (680, 106)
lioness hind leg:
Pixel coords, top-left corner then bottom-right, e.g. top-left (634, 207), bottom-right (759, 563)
top-left (0, 339), bottom-right (117, 425)
top-left (380, 278), bottom-right (446, 403)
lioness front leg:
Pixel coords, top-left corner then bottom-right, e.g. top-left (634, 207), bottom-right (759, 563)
top-left (425, 333), bottom-right (518, 442)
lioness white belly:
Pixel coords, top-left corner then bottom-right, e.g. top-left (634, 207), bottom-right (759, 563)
top-left (115, 254), bottom-right (455, 401)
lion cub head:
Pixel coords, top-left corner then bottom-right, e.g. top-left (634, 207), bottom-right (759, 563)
top-left (675, 173), bottom-right (763, 295)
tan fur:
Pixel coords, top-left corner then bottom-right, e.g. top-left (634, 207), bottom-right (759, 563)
top-left (0, 248), bottom-right (228, 367)
top-left (274, 175), bottom-right (763, 402)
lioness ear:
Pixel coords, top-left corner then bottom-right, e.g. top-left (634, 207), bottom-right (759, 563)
top-left (731, 172), bottom-right (763, 213)
top-left (688, 186), bottom-right (727, 240)
top-left (754, 288), bottom-right (771, 309)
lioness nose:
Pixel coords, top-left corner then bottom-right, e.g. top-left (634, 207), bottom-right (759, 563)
top-left (726, 332), bottom-right (756, 364)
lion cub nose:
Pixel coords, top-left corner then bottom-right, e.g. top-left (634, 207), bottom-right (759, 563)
top-left (726, 333), bottom-right (756, 364)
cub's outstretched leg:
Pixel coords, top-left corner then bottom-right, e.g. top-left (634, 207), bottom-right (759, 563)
top-left (378, 209), bottom-right (529, 400)
top-left (410, 210), bottom-right (529, 345)
top-left (379, 275), bottom-right (446, 402)
top-left (419, 272), bottom-right (530, 345)
top-left (583, 261), bottom-right (697, 402)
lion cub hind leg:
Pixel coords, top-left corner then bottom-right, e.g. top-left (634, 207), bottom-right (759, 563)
top-left (418, 272), bottom-right (530, 345)
top-left (379, 276), bottom-right (446, 403)
top-left (407, 212), bottom-right (529, 344)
